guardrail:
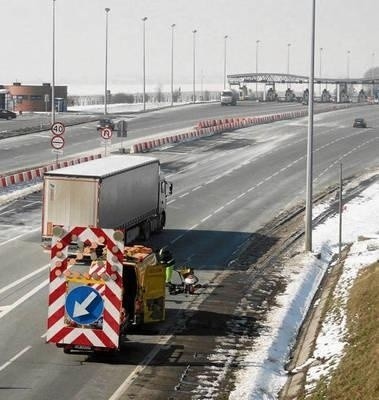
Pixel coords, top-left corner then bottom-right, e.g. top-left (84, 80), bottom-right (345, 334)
top-left (130, 104), bottom-right (352, 154)
top-left (0, 154), bottom-right (102, 188)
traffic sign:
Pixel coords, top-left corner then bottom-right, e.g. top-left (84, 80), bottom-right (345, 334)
top-left (51, 121), bottom-right (65, 135)
top-left (51, 135), bottom-right (65, 149)
top-left (101, 127), bottom-right (113, 139)
top-left (117, 120), bottom-right (128, 137)
top-left (51, 149), bottom-right (64, 155)
top-left (65, 286), bottom-right (104, 325)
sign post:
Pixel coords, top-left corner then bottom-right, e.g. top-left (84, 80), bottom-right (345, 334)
top-left (51, 122), bottom-right (65, 164)
top-left (116, 120), bottom-right (128, 153)
top-left (100, 127), bottom-right (113, 156)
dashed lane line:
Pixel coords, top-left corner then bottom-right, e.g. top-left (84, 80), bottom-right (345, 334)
top-left (0, 346), bottom-right (32, 373)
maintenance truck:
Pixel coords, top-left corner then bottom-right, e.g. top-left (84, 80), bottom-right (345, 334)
top-left (41, 155), bottom-right (173, 248)
top-left (46, 226), bottom-right (167, 353)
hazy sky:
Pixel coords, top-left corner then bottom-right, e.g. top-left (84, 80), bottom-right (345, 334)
top-left (2, 0), bottom-right (379, 94)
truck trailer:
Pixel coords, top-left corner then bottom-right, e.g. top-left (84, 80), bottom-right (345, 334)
top-left (42, 155), bottom-right (172, 248)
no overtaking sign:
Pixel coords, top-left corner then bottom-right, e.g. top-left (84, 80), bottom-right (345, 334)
top-left (51, 135), bottom-right (65, 149)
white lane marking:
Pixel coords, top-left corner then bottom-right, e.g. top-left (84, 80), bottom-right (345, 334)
top-left (179, 192), bottom-right (189, 198)
top-left (315, 137), bottom-right (378, 182)
top-left (22, 200), bottom-right (41, 209)
top-left (0, 264), bottom-right (49, 295)
top-left (201, 215), bottom-right (212, 223)
top-left (192, 185), bottom-right (202, 192)
top-left (108, 336), bottom-right (170, 400)
top-left (0, 279), bottom-right (49, 320)
top-left (0, 346), bottom-right (32, 372)
top-left (0, 227), bottom-right (40, 248)
top-left (170, 233), bottom-right (185, 244)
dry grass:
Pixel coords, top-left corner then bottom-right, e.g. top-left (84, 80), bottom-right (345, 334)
top-left (305, 262), bottom-right (379, 399)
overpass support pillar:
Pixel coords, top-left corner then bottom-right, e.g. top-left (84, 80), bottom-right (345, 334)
top-left (263, 84), bottom-right (266, 101)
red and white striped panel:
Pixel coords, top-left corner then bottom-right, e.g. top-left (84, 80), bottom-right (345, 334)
top-left (89, 262), bottom-right (107, 294)
top-left (46, 226), bottom-right (124, 349)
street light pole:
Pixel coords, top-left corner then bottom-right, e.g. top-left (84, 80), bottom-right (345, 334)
top-left (192, 29), bottom-right (197, 103)
top-left (371, 51), bottom-right (375, 97)
top-left (305, 0), bottom-right (316, 252)
top-left (319, 47), bottom-right (323, 96)
top-left (287, 43), bottom-right (291, 88)
top-left (104, 7), bottom-right (110, 115)
top-left (142, 17), bottom-right (148, 111)
top-left (224, 35), bottom-right (228, 89)
top-left (51, 0), bottom-right (56, 125)
top-left (347, 50), bottom-right (351, 78)
top-left (170, 24), bottom-right (176, 106)
top-left (256, 39), bottom-right (260, 99)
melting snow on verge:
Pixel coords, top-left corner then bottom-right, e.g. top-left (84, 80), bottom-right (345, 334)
top-left (228, 179), bottom-right (379, 400)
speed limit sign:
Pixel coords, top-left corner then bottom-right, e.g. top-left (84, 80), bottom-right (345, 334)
top-left (51, 122), bottom-right (65, 135)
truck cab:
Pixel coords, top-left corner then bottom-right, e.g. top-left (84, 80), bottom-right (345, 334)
top-left (220, 90), bottom-right (238, 106)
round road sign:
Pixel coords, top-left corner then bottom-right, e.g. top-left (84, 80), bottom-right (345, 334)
top-left (65, 286), bottom-right (104, 325)
top-left (51, 121), bottom-right (65, 135)
top-left (51, 135), bottom-right (65, 149)
top-left (101, 128), bottom-right (113, 139)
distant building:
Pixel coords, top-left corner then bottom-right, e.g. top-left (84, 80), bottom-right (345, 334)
top-left (0, 82), bottom-right (67, 112)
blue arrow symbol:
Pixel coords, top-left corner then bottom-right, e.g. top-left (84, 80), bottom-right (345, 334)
top-left (73, 291), bottom-right (98, 318)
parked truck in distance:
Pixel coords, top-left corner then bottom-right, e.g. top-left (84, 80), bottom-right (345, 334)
top-left (220, 89), bottom-right (239, 106)
top-left (41, 155), bottom-right (173, 248)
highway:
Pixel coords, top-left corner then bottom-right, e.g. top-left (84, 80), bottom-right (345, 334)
top-left (0, 103), bottom-right (378, 399)
top-left (1, 101), bottom-right (325, 174)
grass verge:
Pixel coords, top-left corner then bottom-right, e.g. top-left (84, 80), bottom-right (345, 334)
top-left (304, 261), bottom-right (379, 399)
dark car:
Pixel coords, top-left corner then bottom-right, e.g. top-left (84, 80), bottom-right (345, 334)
top-left (0, 109), bottom-right (17, 120)
top-left (353, 118), bottom-right (367, 128)
top-left (97, 118), bottom-right (115, 131)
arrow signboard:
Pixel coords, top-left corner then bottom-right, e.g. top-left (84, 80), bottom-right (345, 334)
top-left (65, 286), bottom-right (104, 325)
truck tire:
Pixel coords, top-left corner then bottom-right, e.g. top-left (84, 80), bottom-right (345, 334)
top-left (157, 212), bottom-right (166, 232)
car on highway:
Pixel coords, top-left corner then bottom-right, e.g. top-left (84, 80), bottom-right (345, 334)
top-left (353, 118), bottom-right (367, 128)
top-left (0, 109), bottom-right (17, 120)
top-left (97, 118), bottom-right (115, 131)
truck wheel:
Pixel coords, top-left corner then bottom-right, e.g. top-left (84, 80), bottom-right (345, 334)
top-left (157, 212), bottom-right (166, 232)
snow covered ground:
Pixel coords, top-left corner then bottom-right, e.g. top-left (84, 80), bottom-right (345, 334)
top-left (229, 171), bottom-right (379, 399)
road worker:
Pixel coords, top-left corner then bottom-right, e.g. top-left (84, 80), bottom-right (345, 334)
top-left (158, 247), bottom-right (175, 287)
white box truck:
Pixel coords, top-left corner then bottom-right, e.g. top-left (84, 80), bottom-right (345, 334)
top-left (220, 89), bottom-right (239, 106)
top-left (41, 155), bottom-right (173, 248)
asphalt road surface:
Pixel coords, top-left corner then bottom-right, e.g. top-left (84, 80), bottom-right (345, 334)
top-left (1, 101), bottom-right (329, 174)
top-left (0, 104), bottom-right (378, 399)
